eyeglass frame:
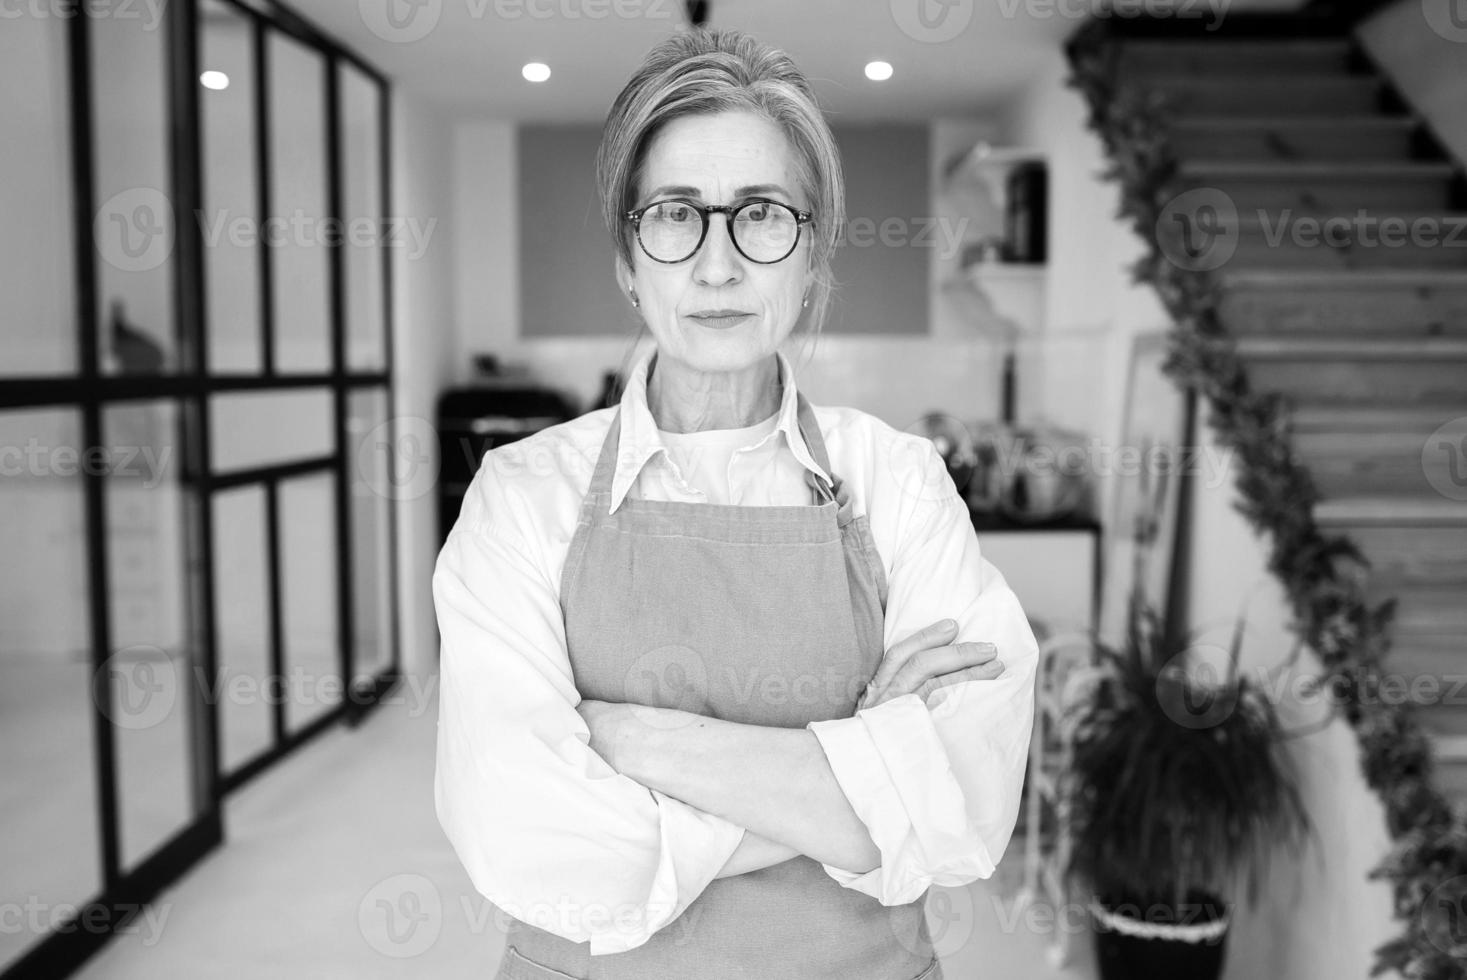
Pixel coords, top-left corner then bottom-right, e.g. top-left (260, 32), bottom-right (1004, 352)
top-left (623, 197), bottom-right (814, 265)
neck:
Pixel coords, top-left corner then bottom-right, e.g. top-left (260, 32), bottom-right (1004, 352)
top-left (646, 351), bottom-right (783, 434)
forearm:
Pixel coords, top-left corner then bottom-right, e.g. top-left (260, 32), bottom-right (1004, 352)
top-left (615, 709), bottom-right (881, 874)
top-left (715, 829), bottom-right (802, 878)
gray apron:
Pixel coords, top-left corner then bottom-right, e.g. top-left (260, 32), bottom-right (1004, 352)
top-left (495, 370), bottom-right (942, 980)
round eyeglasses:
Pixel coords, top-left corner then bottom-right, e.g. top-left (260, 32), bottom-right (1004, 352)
top-left (625, 198), bottom-right (813, 265)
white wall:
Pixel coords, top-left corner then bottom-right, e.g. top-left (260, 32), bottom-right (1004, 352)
top-left (1002, 43), bottom-right (1397, 980)
top-left (392, 93), bottom-right (459, 678)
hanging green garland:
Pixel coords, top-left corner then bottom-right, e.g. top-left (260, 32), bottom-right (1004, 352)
top-left (1064, 26), bottom-right (1467, 979)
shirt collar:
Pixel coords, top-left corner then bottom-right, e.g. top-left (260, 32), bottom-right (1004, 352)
top-left (608, 346), bottom-right (832, 515)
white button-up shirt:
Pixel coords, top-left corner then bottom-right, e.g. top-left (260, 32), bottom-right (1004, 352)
top-left (432, 344), bottom-right (1040, 955)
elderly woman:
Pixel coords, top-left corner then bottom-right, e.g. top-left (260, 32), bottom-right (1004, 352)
top-left (433, 28), bottom-right (1039, 980)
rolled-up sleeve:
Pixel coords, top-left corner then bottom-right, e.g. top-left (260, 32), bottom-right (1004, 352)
top-left (432, 466), bottom-right (746, 954)
top-left (806, 439), bottom-right (1039, 905)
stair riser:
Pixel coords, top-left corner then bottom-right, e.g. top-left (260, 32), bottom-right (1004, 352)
top-left (1247, 359), bottom-right (1467, 405)
top-left (1355, 636), bottom-right (1467, 738)
top-left (1324, 526), bottom-right (1467, 585)
top-left (1367, 585), bottom-right (1467, 636)
top-left (1156, 81), bottom-right (1381, 116)
top-left (1295, 433), bottom-right (1460, 498)
top-left (1403, 702), bottom-right (1467, 740)
top-left (1168, 124), bottom-right (1417, 161)
top-left (1121, 41), bottom-right (1354, 75)
top-left (1195, 178), bottom-right (1457, 213)
top-left (1225, 235), bottom-right (1467, 270)
top-left (1221, 287), bottom-right (1467, 337)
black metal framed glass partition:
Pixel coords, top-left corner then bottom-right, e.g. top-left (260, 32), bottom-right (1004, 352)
top-left (0, 2), bottom-right (398, 976)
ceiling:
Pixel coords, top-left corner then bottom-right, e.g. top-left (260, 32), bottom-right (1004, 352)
top-left (282, 0), bottom-right (1309, 122)
top-left (283, 0), bottom-right (1092, 121)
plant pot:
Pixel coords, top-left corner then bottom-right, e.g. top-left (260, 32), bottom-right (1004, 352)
top-left (1090, 890), bottom-right (1231, 980)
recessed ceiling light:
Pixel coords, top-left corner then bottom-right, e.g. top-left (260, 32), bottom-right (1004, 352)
top-left (864, 61), bottom-right (893, 82)
top-left (522, 62), bottom-right (551, 83)
top-left (199, 70), bottom-right (229, 90)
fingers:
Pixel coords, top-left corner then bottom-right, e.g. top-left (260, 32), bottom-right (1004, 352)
top-left (887, 641), bottom-right (998, 699)
top-left (914, 660), bottom-right (1006, 701)
top-left (862, 640), bottom-right (1002, 711)
top-left (868, 619), bottom-right (958, 692)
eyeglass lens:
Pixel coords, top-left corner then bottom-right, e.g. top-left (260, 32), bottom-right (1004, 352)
top-left (638, 201), bottom-right (800, 263)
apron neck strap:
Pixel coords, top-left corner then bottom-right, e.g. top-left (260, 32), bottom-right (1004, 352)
top-left (587, 356), bottom-right (838, 504)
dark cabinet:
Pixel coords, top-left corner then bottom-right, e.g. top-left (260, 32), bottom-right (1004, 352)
top-left (436, 385), bottom-right (576, 546)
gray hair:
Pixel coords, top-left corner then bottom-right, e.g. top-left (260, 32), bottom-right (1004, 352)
top-left (595, 28), bottom-right (845, 341)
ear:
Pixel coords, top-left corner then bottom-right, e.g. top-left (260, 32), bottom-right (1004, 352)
top-left (614, 252), bottom-right (634, 296)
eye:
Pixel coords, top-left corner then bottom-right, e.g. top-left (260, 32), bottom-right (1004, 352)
top-left (740, 202), bottom-right (771, 222)
top-left (654, 202), bottom-right (696, 223)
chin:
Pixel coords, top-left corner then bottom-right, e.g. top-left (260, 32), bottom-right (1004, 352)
top-left (667, 326), bottom-right (781, 372)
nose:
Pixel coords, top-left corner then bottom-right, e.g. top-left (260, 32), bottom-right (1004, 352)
top-left (691, 211), bottom-right (743, 287)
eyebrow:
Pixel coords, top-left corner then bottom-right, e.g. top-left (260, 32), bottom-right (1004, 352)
top-left (643, 183), bottom-right (794, 201)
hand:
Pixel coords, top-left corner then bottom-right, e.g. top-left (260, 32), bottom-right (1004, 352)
top-left (576, 698), bottom-right (634, 771)
top-left (857, 619), bottom-right (1003, 711)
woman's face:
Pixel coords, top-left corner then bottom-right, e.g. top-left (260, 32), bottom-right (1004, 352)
top-left (622, 109), bottom-right (813, 375)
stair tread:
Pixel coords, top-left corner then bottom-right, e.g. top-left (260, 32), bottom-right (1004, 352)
top-left (1290, 405), bottom-right (1462, 432)
top-left (1123, 37), bottom-right (1352, 50)
top-left (1314, 495), bottom-right (1467, 525)
top-left (1235, 209), bottom-right (1467, 225)
top-left (1236, 335), bottom-right (1467, 357)
top-left (1222, 268), bottom-right (1467, 287)
top-left (1171, 115), bottom-right (1416, 129)
top-left (1147, 73), bottom-right (1376, 87)
top-left (1181, 160), bottom-right (1457, 177)
top-left (1431, 735), bottom-right (1467, 762)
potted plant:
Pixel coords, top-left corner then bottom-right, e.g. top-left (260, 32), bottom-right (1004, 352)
top-left (1058, 592), bottom-right (1313, 980)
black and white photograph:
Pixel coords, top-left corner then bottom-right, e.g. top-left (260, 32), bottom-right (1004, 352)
top-left (3, 0), bottom-right (1466, 977)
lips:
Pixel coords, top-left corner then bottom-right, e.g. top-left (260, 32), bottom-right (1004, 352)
top-left (686, 310), bottom-right (756, 329)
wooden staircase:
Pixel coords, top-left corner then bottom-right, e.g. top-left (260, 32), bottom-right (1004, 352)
top-left (1109, 25), bottom-right (1467, 792)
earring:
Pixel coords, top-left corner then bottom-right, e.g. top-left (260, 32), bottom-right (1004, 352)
top-left (801, 295), bottom-right (809, 308)
top-left (629, 289), bottom-right (640, 309)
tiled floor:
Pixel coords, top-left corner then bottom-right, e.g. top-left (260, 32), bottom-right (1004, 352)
top-left (76, 684), bottom-right (1096, 979)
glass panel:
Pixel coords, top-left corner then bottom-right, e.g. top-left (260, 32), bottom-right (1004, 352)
top-left (339, 64), bottom-right (386, 373)
top-left (210, 389), bottom-right (333, 473)
top-left (280, 473), bottom-right (340, 732)
top-left (200, 0), bottom-right (262, 375)
top-left (213, 486), bottom-right (273, 774)
top-left (266, 31), bottom-right (330, 373)
top-left (100, 401), bottom-right (200, 873)
top-left (0, 409), bottom-right (102, 972)
top-left (346, 388), bottom-right (393, 683)
top-left (91, 6), bottom-right (180, 376)
top-left (0, 17), bottom-right (76, 377)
